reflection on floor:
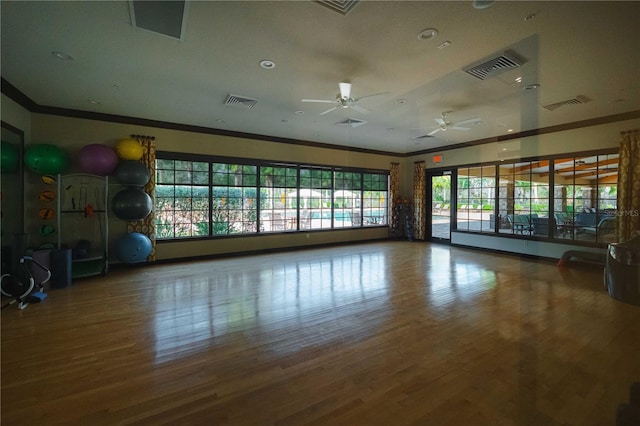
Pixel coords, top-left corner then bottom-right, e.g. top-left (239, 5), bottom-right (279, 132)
top-left (434, 220), bottom-right (616, 243)
top-left (2, 242), bottom-right (638, 425)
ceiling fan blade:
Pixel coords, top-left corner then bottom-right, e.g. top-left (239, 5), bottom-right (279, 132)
top-left (354, 91), bottom-right (388, 101)
top-left (301, 99), bottom-right (336, 103)
top-left (339, 82), bottom-right (352, 99)
top-left (352, 104), bottom-right (370, 114)
top-left (427, 128), bottom-right (442, 136)
top-left (320, 106), bottom-right (338, 115)
top-left (449, 126), bottom-right (471, 131)
top-left (434, 118), bottom-right (446, 126)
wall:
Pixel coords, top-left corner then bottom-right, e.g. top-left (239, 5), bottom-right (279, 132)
top-left (28, 114), bottom-right (399, 261)
top-left (1, 93), bottom-right (32, 142)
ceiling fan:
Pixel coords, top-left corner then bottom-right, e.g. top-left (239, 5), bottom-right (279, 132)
top-left (301, 82), bottom-right (387, 115)
top-left (425, 112), bottom-right (483, 136)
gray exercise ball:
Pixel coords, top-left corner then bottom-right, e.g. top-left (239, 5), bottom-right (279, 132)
top-left (112, 187), bottom-right (152, 221)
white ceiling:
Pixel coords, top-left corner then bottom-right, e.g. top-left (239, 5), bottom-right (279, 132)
top-left (2, 1), bottom-right (639, 154)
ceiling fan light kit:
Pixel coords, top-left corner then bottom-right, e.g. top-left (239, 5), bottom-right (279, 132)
top-left (301, 82), bottom-right (387, 116)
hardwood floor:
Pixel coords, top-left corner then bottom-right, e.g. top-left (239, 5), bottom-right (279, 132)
top-left (2, 241), bottom-right (639, 425)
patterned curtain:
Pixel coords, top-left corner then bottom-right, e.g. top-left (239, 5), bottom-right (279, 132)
top-left (413, 161), bottom-right (426, 240)
top-left (127, 134), bottom-right (157, 261)
top-left (617, 129), bottom-right (640, 242)
top-left (389, 163), bottom-right (400, 231)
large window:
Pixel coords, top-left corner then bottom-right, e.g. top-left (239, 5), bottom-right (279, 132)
top-left (211, 163), bottom-right (258, 235)
top-left (456, 166), bottom-right (495, 233)
top-left (260, 165), bottom-right (298, 232)
top-left (156, 159), bottom-right (209, 239)
top-left (155, 154), bottom-right (389, 240)
top-left (552, 154), bottom-right (618, 243)
top-left (454, 150), bottom-right (617, 245)
top-left (497, 161), bottom-right (549, 236)
top-left (362, 173), bottom-right (388, 226)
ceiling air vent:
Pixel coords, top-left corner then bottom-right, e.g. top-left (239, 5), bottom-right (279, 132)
top-left (224, 94), bottom-right (259, 109)
top-left (542, 95), bottom-right (591, 111)
top-left (129, 1), bottom-right (188, 40)
top-left (412, 134), bottom-right (434, 140)
top-left (464, 51), bottom-right (525, 80)
top-left (314, 0), bottom-right (360, 15)
top-left (336, 117), bottom-right (367, 128)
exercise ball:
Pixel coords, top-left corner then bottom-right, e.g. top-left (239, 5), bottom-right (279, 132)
top-left (24, 144), bottom-right (69, 175)
top-left (115, 160), bottom-right (150, 186)
top-left (115, 139), bottom-right (143, 161)
top-left (112, 187), bottom-right (152, 221)
top-left (114, 232), bottom-right (151, 263)
top-left (78, 144), bottom-right (119, 176)
top-left (1, 141), bottom-right (19, 173)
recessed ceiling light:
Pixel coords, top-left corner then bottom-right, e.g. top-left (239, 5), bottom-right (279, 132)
top-left (216, 119), bottom-right (226, 123)
top-left (473, 1), bottom-right (495, 10)
top-left (259, 60), bottom-right (276, 69)
top-left (417, 28), bottom-right (438, 41)
top-left (52, 51), bottom-right (74, 61)
top-left (524, 13), bottom-right (536, 21)
top-left (396, 99), bottom-right (407, 104)
top-left (88, 99), bottom-right (100, 105)
top-left (524, 83), bottom-right (540, 90)
top-left (515, 76), bottom-right (522, 83)
top-left (507, 129), bottom-right (514, 133)
top-left (295, 110), bottom-right (304, 115)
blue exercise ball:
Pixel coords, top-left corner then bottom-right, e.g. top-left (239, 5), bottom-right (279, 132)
top-left (115, 160), bottom-right (150, 186)
top-left (115, 232), bottom-right (151, 263)
top-left (112, 187), bottom-right (152, 221)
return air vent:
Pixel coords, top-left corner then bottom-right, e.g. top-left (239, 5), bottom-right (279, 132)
top-left (314, 0), bottom-right (360, 15)
top-left (411, 134), bottom-right (434, 140)
top-left (464, 51), bottom-right (525, 80)
top-left (542, 95), bottom-right (591, 111)
top-left (129, 1), bottom-right (188, 40)
top-left (224, 94), bottom-right (259, 109)
top-left (335, 117), bottom-right (367, 128)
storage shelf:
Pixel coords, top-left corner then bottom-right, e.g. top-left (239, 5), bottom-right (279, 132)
top-left (57, 174), bottom-right (109, 280)
top-left (72, 259), bottom-right (106, 278)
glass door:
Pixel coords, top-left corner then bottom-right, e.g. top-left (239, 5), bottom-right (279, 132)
top-left (428, 172), bottom-right (452, 241)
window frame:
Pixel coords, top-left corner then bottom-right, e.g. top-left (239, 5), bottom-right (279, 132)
top-left (154, 152), bottom-right (389, 241)
top-left (451, 148), bottom-right (618, 246)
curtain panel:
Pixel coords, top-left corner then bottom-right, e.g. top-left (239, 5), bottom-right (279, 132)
top-left (127, 135), bottom-right (157, 261)
top-left (617, 129), bottom-right (640, 242)
top-left (389, 162), bottom-right (400, 231)
top-left (413, 161), bottom-right (426, 240)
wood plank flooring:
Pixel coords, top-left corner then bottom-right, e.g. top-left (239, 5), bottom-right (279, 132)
top-left (2, 241), bottom-right (639, 425)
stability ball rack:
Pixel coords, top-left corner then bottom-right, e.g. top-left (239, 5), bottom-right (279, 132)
top-left (57, 173), bottom-right (109, 278)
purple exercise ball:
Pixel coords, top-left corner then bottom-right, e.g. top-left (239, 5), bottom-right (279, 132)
top-left (78, 144), bottom-right (119, 176)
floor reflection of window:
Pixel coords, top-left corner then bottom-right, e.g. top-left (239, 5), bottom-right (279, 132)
top-left (153, 251), bottom-right (388, 362)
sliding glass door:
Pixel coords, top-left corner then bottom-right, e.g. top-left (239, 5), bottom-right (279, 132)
top-left (428, 171), bottom-right (453, 241)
